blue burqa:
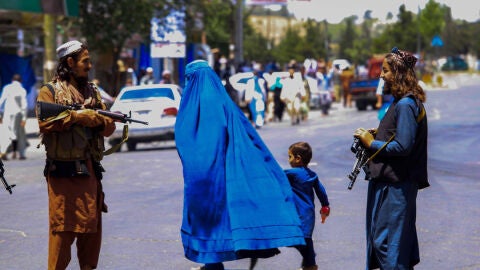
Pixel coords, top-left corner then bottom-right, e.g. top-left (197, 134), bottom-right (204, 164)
top-left (175, 60), bottom-right (305, 264)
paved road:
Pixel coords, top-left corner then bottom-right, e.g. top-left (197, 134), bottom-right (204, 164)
top-left (1, 73), bottom-right (479, 269)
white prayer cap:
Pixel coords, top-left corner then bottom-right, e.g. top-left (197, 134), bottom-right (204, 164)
top-left (146, 67), bottom-right (154, 73)
top-left (162, 69), bottom-right (171, 76)
top-left (56, 40), bottom-right (83, 59)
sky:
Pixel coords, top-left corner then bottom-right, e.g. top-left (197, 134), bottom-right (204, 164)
top-left (285, 0), bottom-right (480, 23)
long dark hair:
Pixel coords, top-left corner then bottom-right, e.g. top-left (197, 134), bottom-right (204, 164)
top-left (54, 44), bottom-right (88, 81)
top-left (385, 51), bottom-right (426, 102)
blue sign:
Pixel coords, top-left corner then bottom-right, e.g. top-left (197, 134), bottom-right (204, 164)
top-left (431, 35), bottom-right (443, 47)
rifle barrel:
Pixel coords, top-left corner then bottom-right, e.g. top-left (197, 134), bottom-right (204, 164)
top-left (97, 110), bottom-right (148, 125)
top-left (127, 118), bottom-right (149, 125)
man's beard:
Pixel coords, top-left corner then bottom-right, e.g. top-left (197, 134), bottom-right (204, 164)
top-left (73, 74), bottom-right (89, 89)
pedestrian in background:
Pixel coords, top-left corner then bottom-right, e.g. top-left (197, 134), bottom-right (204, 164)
top-left (340, 66), bottom-right (354, 108)
top-left (36, 40), bottom-right (116, 270)
top-left (263, 69), bottom-right (277, 123)
top-left (126, 68), bottom-right (138, 86)
top-left (0, 74), bottom-right (28, 160)
top-left (354, 47), bottom-right (429, 270)
top-left (175, 60), bottom-right (305, 270)
top-left (270, 76), bottom-right (285, 122)
top-left (285, 141), bottom-right (330, 270)
top-left (140, 66), bottom-right (155, 85)
top-left (159, 69), bottom-right (174, 84)
top-left (331, 64), bottom-right (342, 103)
top-left (299, 65), bottom-right (311, 121)
top-left (281, 67), bottom-right (306, 125)
top-left (244, 65), bottom-right (266, 128)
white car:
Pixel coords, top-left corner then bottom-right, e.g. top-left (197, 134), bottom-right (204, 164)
top-left (107, 84), bottom-right (182, 151)
top-left (98, 88), bottom-right (115, 109)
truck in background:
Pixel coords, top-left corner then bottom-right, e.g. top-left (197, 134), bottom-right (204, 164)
top-left (349, 56), bottom-right (384, 111)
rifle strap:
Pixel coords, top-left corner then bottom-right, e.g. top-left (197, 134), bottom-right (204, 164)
top-left (44, 83), bottom-right (55, 96)
top-left (44, 110), bottom-right (70, 122)
top-left (365, 133), bottom-right (395, 164)
top-left (364, 104), bottom-right (425, 164)
top-left (103, 125), bottom-right (129, 155)
top-left (416, 106), bottom-right (426, 123)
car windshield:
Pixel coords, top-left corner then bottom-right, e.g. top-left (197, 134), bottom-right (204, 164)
top-left (120, 87), bottom-right (174, 100)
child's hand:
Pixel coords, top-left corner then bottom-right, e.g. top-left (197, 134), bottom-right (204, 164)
top-left (320, 206), bottom-right (330, 224)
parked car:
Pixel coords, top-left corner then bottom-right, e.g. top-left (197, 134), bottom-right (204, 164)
top-left (108, 83), bottom-right (182, 151)
top-left (441, 56), bottom-right (468, 71)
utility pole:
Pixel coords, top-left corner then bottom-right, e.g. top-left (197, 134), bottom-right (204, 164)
top-left (43, 14), bottom-right (56, 83)
top-left (234, 0), bottom-right (244, 69)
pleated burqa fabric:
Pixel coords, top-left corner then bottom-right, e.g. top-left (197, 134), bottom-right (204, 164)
top-left (175, 60), bottom-right (305, 264)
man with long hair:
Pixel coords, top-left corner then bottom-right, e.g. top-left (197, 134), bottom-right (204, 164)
top-left (36, 40), bottom-right (116, 270)
top-left (354, 47), bottom-right (429, 270)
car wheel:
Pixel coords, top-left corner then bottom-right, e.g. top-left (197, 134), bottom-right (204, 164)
top-left (356, 100), bottom-right (367, 111)
top-left (126, 141), bottom-right (137, 151)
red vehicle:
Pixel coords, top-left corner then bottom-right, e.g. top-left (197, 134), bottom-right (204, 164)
top-left (350, 56), bottom-right (384, 110)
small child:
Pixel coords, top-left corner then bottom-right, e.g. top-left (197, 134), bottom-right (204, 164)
top-left (285, 142), bottom-right (330, 270)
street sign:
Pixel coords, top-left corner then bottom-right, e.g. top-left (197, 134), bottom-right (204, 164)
top-left (431, 35), bottom-right (443, 47)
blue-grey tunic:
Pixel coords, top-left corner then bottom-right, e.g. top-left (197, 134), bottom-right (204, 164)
top-left (366, 96), bottom-right (428, 269)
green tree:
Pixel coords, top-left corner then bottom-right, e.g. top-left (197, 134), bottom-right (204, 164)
top-left (185, 0), bottom-right (234, 55)
top-left (349, 11), bottom-right (378, 64)
top-left (185, 1), bottom-right (272, 66)
top-left (466, 21), bottom-right (480, 57)
top-left (298, 19), bottom-right (327, 60)
top-left (392, 5), bottom-right (418, 52)
top-left (243, 27), bottom-right (271, 63)
top-left (419, 0), bottom-right (446, 54)
top-left (338, 16), bottom-right (357, 60)
top-left (236, 4), bottom-right (272, 64)
top-left (272, 25), bottom-right (304, 65)
top-left (372, 5), bottom-right (418, 54)
top-left (77, 0), bottom-right (170, 95)
top-left (440, 10), bottom-right (472, 56)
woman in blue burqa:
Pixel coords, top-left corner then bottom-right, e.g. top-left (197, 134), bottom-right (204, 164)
top-left (175, 60), bottom-right (305, 270)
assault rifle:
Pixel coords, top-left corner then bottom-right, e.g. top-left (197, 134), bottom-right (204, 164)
top-left (1, 159), bottom-right (15, 194)
top-left (347, 137), bottom-right (370, 190)
top-left (36, 101), bottom-right (148, 125)
top-left (348, 133), bottom-right (395, 190)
